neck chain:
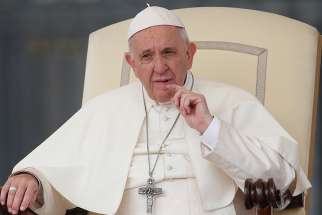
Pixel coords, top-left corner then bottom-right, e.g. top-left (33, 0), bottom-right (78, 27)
top-left (138, 73), bottom-right (194, 213)
top-left (142, 90), bottom-right (181, 177)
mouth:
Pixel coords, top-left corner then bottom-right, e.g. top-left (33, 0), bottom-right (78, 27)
top-left (153, 78), bottom-right (173, 84)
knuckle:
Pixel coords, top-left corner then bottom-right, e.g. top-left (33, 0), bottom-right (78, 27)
top-left (7, 200), bottom-right (13, 207)
top-left (8, 175), bottom-right (18, 182)
top-left (30, 187), bottom-right (37, 194)
top-left (21, 201), bottom-right (27, 208)
top-left (12, 203), bottom-right (19, 210)
top-left (26, 189), bottom-right (35, 197)
top-left (21, 202), bottom-right (28, 210)
top-left (0, 189), bottom-right (5, 195)
top-left (22, 197), bottom-right (31, 206)
top-left (3, 184), bottom-right (10, 191)
top-left (7, 191), bottom-right (15, 198)
top-left (16, 192), bottom-right (23, 200)
top-left (13, 198), bottom-right (22, 206)
top-left (27, 188), bottom-right (36, 197)
top-left (26, 181), bottom-right (34, 189)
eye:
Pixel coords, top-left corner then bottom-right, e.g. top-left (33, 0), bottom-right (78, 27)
top-left (140, 53), bottom-right (153, 63)
top-left (142, 53), bottom-right (151, 59)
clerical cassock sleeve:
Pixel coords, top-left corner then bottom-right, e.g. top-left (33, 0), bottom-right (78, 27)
top-left (22, 168), bottom-right (75, 215)
top-left (200, 100), bottom-right (311, 195)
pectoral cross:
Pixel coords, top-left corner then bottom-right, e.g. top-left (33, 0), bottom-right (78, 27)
top-left (138, 178), bottom-right (163, 213)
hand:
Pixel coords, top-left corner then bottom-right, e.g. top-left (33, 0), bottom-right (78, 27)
top-left (168, 84), bottom-right (213, 133)
top-left (1, 173), bottom-right (40, 214)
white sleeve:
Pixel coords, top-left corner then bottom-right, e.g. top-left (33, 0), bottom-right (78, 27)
top-left (200, 117), bottom-right (221, 150)
top-left (200, 108), bottom-right (295, 193)
top-left (13, 168), bottom-right (75, 215)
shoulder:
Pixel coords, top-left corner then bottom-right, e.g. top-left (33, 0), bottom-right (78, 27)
top-left (81, 82), bottom-right (141, 113)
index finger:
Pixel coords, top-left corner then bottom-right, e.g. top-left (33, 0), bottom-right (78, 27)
top-left (166, 84), bottom-right (181, 90)
top-left (166, 84), bottom-right (183, 97)
top-left (1, 179), bottom-right (12, 205)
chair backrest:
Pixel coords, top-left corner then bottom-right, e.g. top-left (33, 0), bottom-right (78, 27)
top-left (83, 7), bottom-right (321, 214)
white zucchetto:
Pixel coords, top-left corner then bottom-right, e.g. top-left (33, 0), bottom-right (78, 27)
top-left (128, 6), bottom-right (185, 39)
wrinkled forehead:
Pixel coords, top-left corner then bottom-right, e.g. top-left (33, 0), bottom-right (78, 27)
top-left (128, 25), bottom-right (185, 51)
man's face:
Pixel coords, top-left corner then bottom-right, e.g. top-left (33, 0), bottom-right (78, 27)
top-left (125, 25), bottom-right (196, 103)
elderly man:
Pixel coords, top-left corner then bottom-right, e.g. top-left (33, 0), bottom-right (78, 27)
top-left (0, 6), bottom-right (310, 215)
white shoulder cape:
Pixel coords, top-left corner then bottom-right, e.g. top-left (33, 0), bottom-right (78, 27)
top-left (13, 79), bottom-right (310, 214)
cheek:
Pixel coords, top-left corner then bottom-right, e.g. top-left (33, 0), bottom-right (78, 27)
top-left (172, 62), bottom-right (189, 83)
top-left (134, 67), bottom-right (153, 86)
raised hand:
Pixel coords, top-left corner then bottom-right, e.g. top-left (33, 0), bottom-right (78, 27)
top-left (167, 84), bottom-right (213, 134)
top-left (0, 173), bottom-right (40, 214)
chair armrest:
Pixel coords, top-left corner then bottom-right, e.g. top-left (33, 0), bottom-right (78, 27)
top-left (65, 208), bottom-right (88, 215)
top-left (244, 178), bottom-right (304, 215)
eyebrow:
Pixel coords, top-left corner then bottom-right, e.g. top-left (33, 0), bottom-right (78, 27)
top-left (138, 46), bottom-right (177, 57)
top-left (161, 47), bottom-right (177, 53)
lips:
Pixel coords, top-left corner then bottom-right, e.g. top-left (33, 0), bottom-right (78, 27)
top-left (153, 78), bottom-right (172, 83)
top-left (155, 79), bottom-right (170, 83)
top-left (153, 78), bottom-right (173, 88)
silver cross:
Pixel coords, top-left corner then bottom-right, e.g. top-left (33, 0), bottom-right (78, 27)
top-left (138, 178), bottom-right (163, 213)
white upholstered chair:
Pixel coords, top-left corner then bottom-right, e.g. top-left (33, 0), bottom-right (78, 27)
top-left (82, 7), bottom-right (322, 215)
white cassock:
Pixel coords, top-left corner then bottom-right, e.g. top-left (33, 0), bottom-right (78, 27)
top-left (13, 72), bottom-right (311, 215)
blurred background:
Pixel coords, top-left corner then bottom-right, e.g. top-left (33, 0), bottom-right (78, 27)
top-left (0, 0), bottom-right (321, 214)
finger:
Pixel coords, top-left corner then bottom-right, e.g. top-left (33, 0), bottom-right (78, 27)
top-left (172, 88), bottom-right (186, 108)
top-left (182, 95), bottom-right (196, 114)
top-left (179, 93), bottom-right (188, 114)
top-left (180, 93), bottom-right (196, 114)
top-left (173, 91), bottom-right (186, 113)
top-left (20, 185), bottom-right (37, 211)
top-left (0, 179), bottom-right (11, 205)
top-left (6, 183), bottom-right (18, 212)
top-left (166, 84), bottom-right (181, 94)
top-left (10, 185), bottom-right (27, 214)
top-left (173, 91), bottom-right (181, 108)
top-left (167, 85), bottom-right (184, 105)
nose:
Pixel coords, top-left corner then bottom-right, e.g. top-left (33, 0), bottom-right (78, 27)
top-left (153, 56), bottom-right (168, 74)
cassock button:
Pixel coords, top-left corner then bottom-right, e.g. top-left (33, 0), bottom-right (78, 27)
top-left (183, 154), bottom-right (191, 161)
top-left (163, 115), bottom-right (170, 121)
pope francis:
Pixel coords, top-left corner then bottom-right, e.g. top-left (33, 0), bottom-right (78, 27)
top-left (0, 6), bottom-right (311, 215)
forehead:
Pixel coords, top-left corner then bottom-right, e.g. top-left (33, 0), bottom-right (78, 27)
top-left (129, 25), bottom-right (185, 51)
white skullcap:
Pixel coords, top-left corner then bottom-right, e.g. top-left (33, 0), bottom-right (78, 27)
top-left (128, 6), bottom-right (185, 39)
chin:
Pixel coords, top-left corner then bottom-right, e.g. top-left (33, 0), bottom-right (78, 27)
top-left (151, 88), bottom-right (172, 102)
top-left (154, 93), bottom-right (172, 103)
top-left (156, 98), bottom-right (171, 103)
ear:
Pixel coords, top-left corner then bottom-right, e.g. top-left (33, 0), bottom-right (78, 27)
top-left (125, 52), bottom-right (134, 68)
top-left (125, 52), bottom-right (140, 78)
top-left (186, 42), bottom-right (197, 69)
